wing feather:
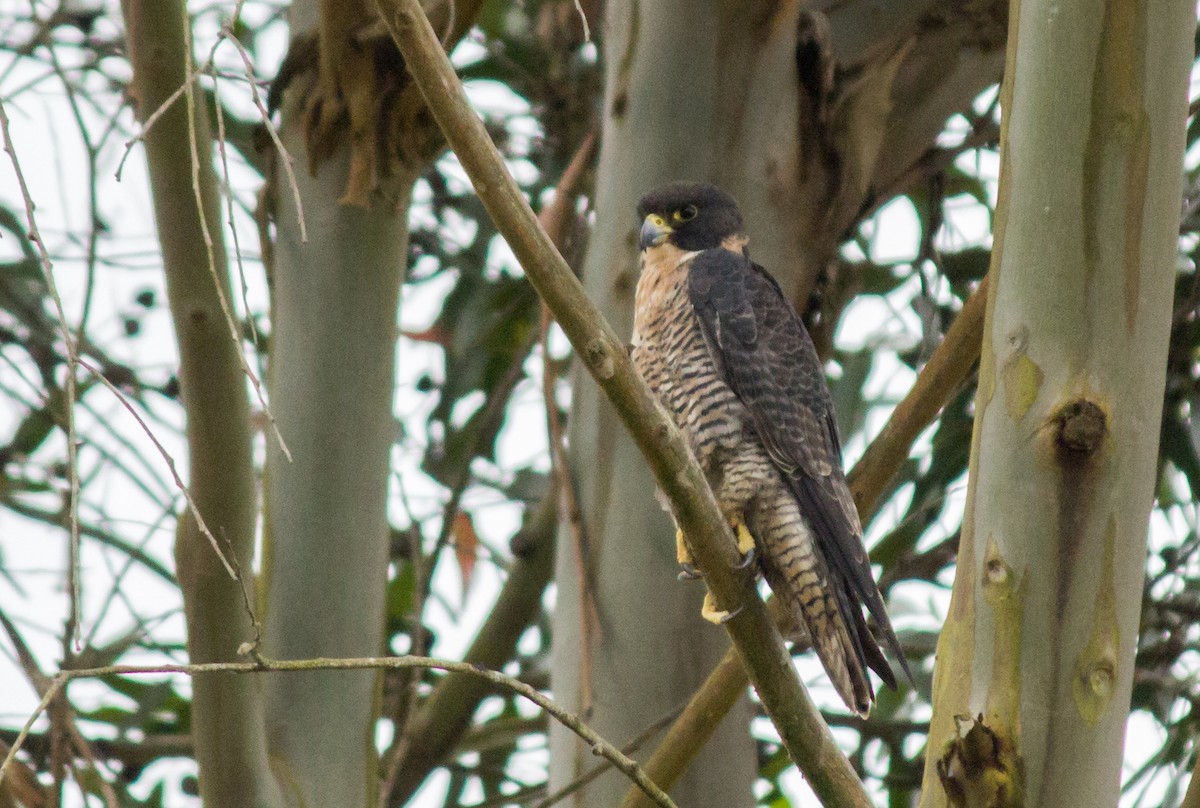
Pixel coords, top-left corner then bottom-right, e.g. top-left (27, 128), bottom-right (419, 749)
top-left (687, 249), bottom-right (911, 687)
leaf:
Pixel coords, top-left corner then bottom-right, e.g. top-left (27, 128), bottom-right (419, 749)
top-left (940, 247), bottom-right (991, 299)
top-left (1161, 399), bottom-right (1200, 500)
top-left (857, 261), bottom-right (908, 296)
top-left (831, 348), bottom-right (874, 444)
top-left (386, 560), bottom-right (417, 632)
top-left (502, 467), bottom-right (550, 504)
top-left (452, 511), bottom-right (478, 599)
top-left (402, 325), bottom-right (452, 345)
top-left (7, 406), bottom-right (55, 458)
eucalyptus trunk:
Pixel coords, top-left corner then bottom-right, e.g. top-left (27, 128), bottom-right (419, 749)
top-left (920, 1), bottom-right (1194, 805)
top-left (259, 3), bottom-right (414, 804)
top-left (121, 2), bottom-right (281, 805)
top-left (548, 3), bottom-right (758, 803)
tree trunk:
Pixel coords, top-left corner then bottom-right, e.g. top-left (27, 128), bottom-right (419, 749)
top-left (260, 5), bottom-right (415, 804)
top-left (920, 1), bottom-right (1194, 806)
top-left (548, 3), bottom-right (758, 804)
top-left (121, 2), bottom-right (281, 805)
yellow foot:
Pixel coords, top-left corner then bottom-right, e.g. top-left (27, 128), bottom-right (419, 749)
top-left (701, 591), bottom-right (743, 624)
top-left (701, 591), bottom-right (729, 624)
top-left (731, 518), bottom-right (755, 556)
top-left (675, 528), bottom-right (693, 566)
top-left (676, 528), bottom-right (703, 580)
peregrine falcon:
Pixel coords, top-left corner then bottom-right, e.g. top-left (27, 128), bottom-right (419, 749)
top-left (630, 182), bottom-right (910, 715)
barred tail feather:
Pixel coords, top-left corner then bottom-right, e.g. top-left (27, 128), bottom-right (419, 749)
top-left (752, 497), bottom-right (875, 716)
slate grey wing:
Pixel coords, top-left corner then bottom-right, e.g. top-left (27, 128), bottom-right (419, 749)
top-left (687, 248), bottom-right (912, 690)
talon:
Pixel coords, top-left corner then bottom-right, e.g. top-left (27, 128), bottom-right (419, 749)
top-left (678, 563), bottom-right (704, 581)
top-left (734, 546), bottom-right (756, 570)
top-left (701, 592), bottom-right (728, 624)
top-left (700, 591), bottom-right (743, 624)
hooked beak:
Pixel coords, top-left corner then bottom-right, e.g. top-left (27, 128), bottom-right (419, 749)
top-left (639, 215), bottom-right (672, 250)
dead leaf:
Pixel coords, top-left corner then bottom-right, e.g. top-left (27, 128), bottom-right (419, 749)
top-left (452, 511), bottom-right (478, 599)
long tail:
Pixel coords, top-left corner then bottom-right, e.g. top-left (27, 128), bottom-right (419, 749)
top-left (752, 494), bottom-right (875, 716)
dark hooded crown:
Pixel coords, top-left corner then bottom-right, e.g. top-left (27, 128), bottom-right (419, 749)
top-left (637, 183), bottom-right (745, 251)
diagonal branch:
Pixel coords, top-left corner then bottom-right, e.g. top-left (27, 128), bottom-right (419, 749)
top-left (371, 1), bottom-right (872, 804)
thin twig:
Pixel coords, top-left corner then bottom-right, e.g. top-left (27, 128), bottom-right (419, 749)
top-left (210, 70), bottom-right (260, 353)
top-left (541, 312), bottom-right (598, 713)
top-left (536, 705), bottom-right (680, 808)
top-left (0, 610), bottom-right (120, 808)
top-left (0, 656), bottom-right (677, 808)
top-left (572, 0), bottom-right (591, 42)
top-left (537, 130), bottom-right (598, 715)
top-left (115, 66), bottom-right (204, 180)
top-left (379, 480), bottom-right (560, 807)
top-left (179, 5), bottom-right (292, 464)
top-left (0, 678), bottom-right (63, 791)
top-left (1, 497), bottom-right (176, 585)
top-left (221, 29), bottom-right (307, 243)
top-left (0, 95), bottom-right (82, 648)
top-left (77, 357), bottom-right (234, 577)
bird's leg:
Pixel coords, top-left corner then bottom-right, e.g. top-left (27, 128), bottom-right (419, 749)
top-left (678, 529), bottom-right (734, 622)
top-left (698, 518), bottom-right (758, 623)
top-left (676, 528), bottom-right (703, 580)
top-left (730, 515), bottom-right (757, 569)
top-left (701, 591), bottom-right (743, 624)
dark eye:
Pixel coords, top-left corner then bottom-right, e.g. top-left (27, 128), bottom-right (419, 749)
top-left (677, 205), bottom-right (698, 222)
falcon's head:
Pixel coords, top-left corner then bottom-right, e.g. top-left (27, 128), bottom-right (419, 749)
top-left (637, 183), bottom-right (746, 253)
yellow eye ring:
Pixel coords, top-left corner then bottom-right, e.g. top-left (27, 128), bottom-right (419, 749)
top-left (674, 205), bottom-right (698, 223)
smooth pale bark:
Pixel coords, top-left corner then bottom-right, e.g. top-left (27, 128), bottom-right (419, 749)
top-left (551, 2), bottom-right (1007, 803)
top-left (260, 54), bottom-right (412, 808)
top-left (548, 4), bottom-right (756, 804)
top-left (120, 2), bottom-right (281, 806)
top-left (920, 1), bottom-right (1194, 806)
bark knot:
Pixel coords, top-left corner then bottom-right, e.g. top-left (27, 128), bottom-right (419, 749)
top-left (585, 337), bottom-right (615, 379)
top-left (937, 714), bottom-right (1022, 808)
top-left (1053, 399), bottom-right (1106, 454)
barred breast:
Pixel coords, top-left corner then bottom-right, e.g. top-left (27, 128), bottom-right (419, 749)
top-left (631, 250), bottom-right (745, 473)
top-left (630, 246), bottom-right (875, 714)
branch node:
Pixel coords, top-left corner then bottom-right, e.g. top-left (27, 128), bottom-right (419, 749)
top-left (585, 337), bottom-right (616, 379)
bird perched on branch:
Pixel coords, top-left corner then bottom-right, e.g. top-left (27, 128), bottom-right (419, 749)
top-left (629, 182), bottom-right (910, 715)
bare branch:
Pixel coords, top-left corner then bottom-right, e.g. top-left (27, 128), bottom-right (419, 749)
top-left (77, 358), bottom-right (234, 577)
top-left (0, 655), bottom-right (677, 808)
top-left (0, 95), bottom-right (82, 648)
